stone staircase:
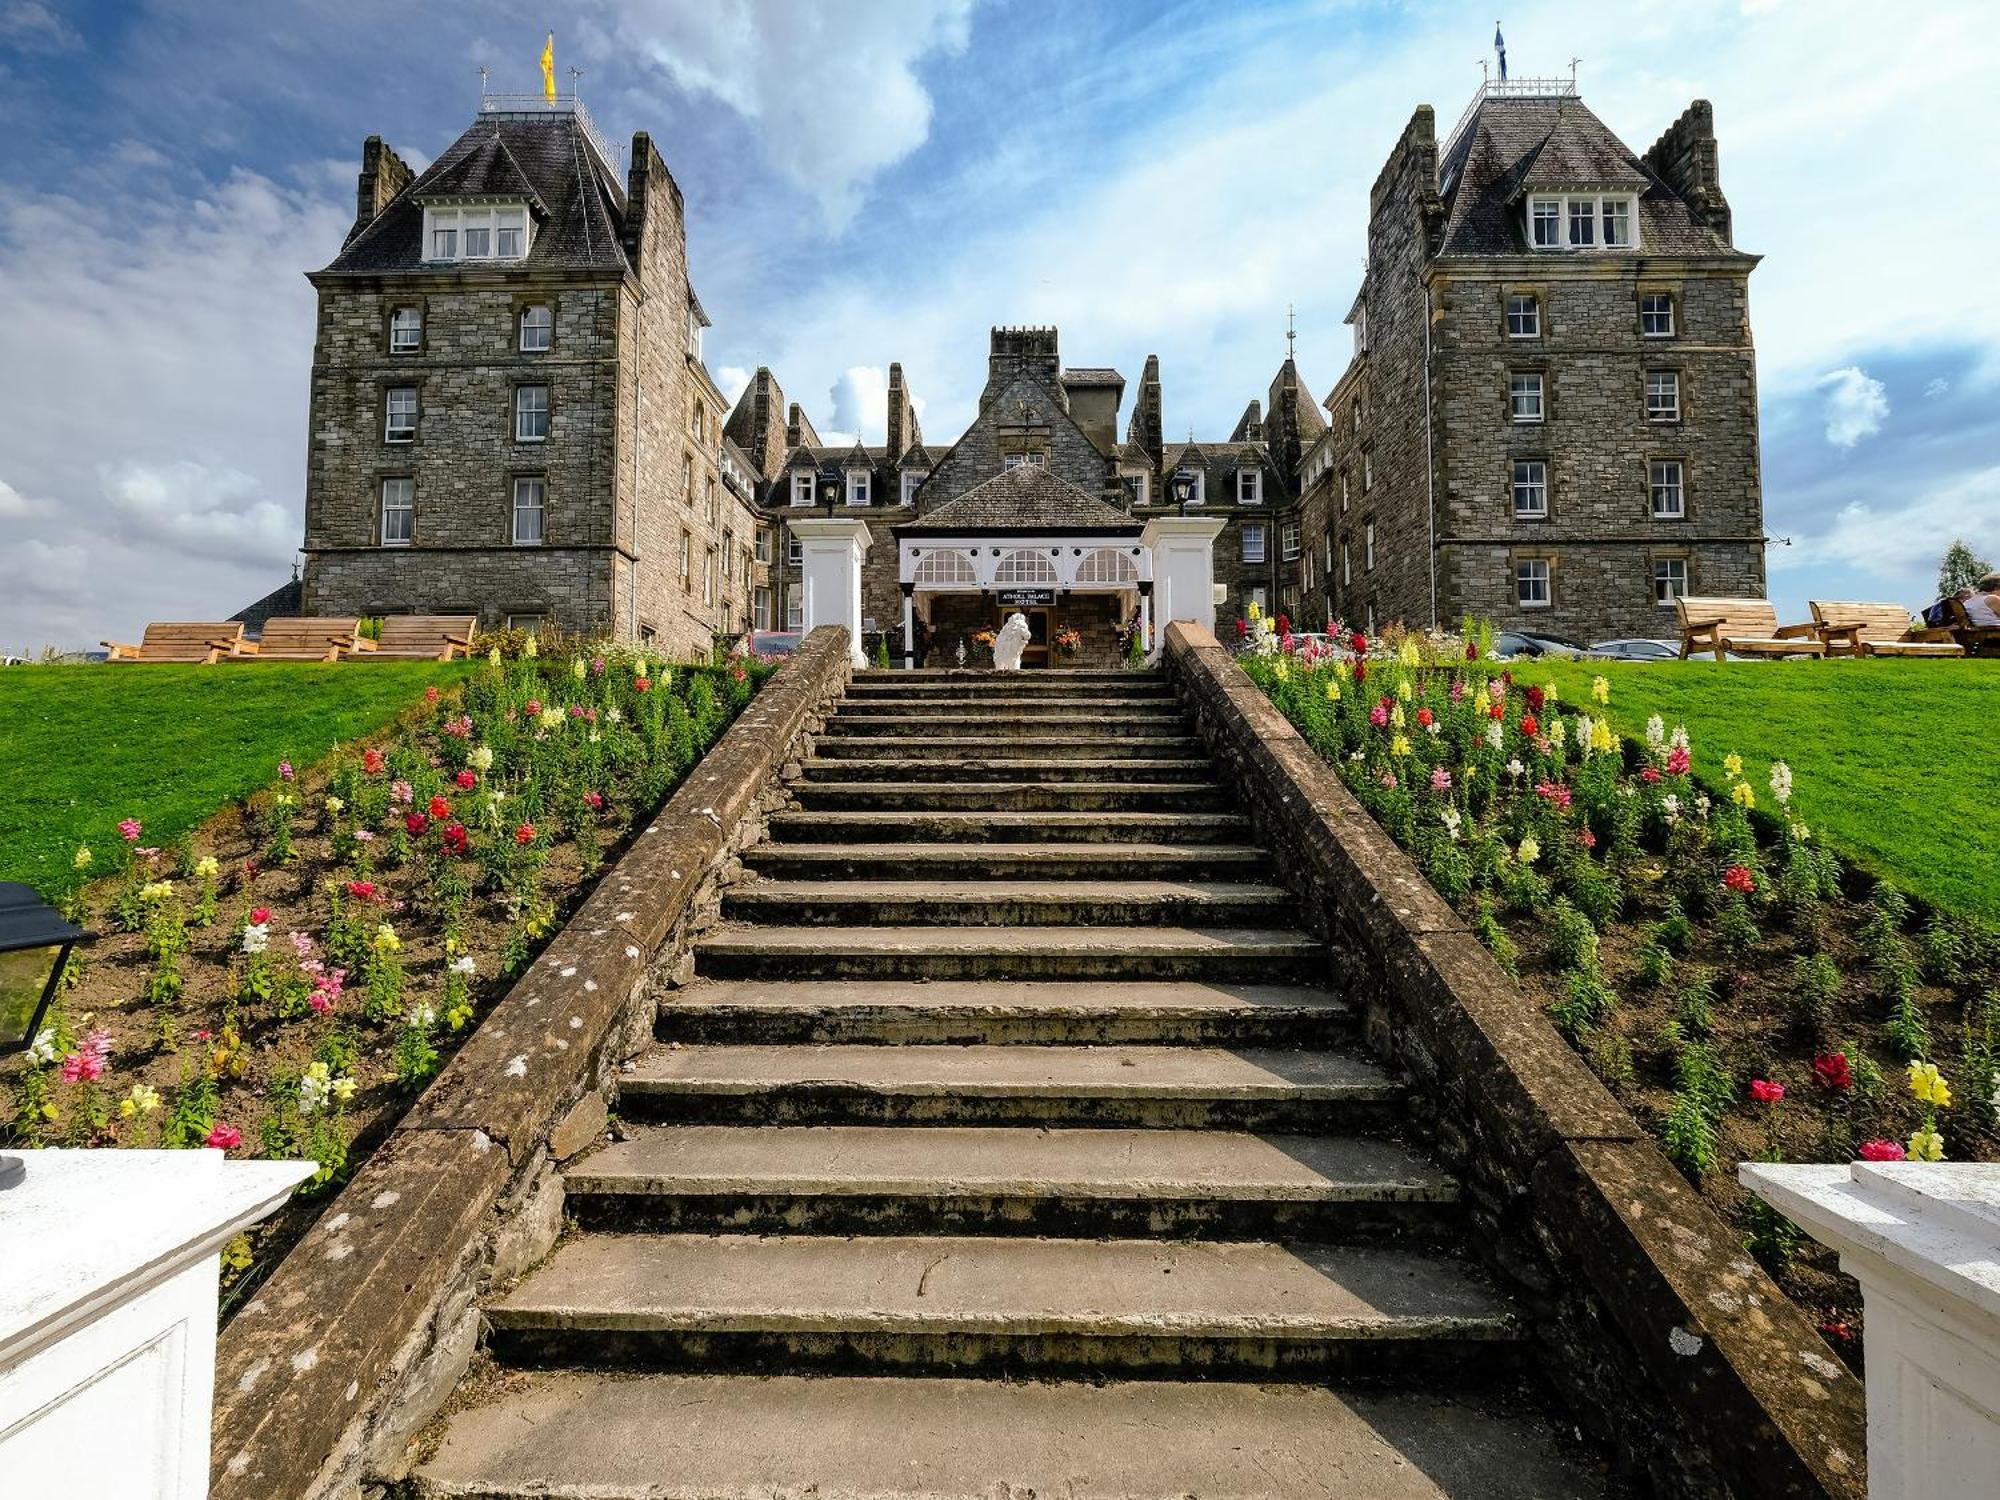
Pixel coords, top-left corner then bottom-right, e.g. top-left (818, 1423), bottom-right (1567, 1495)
top-left (411, 669), bottom-right (1603, 1499)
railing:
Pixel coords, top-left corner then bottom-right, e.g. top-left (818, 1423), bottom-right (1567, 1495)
top-left (478, 92), bottom-right (621, 173)
top-left (1439, 76), bottom-right (1578, 163)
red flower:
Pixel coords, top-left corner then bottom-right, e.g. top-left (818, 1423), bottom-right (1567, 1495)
top-left (583, 790), bottom-right (603, 810)
top-left (440, 823), bottom-right (469, 856)
top-left (1749, 1079), bottom-right (1785, 1104)
top-left (1236, 618), bottom-right (1248, 639)
top-left (1640, 766), bottom-right (1662, 784)
top-left (363, 747), bottom-right (385, 775)
top-left (1416, 707), bottom-right (1434, 728)
top-left (1519, 713), bottom-right (1539, 738)
top-left (429, 795), bottom-right (451, 820)
top-left (1489, 703), bottom-right (1504, 721)
top-left (405, 812), bottom-right (429, 836)
top-left (249, 906), bottom-right (271, 926)
top-left (1858, 1139), bottom-right (1906, 1162)
top-left (1465, 638), bottom-right (1478, 661)
top-left (242, 857), bottom-right (260, 876)
top-left (1812, 1053), bottom-right (1854, 1092)
top-left (1277, 613), bottom-right (1291, 635)
top-left (1353, 661), bottom-right (1366, 685)
top-left (514, 822), bottom-right (536, 846)
top-left (456, 769), bottom-right (477, 790)
top-left (345, 881), bottom-right (377, 901)
top-left (1525, 685), bottom-right (1545, 713)
top-left (1665, 746), bottom-right (1691, 776)
top-left (1350, 632), bottom-right (1367, 654)
top-left (634, 677), bottom-right (651, 693)
top-left (1723, 864), bottom-right (1757, 895)
top-left (1578, 828), bottom-right (1597, 849)
top-left (424, 685), bottom-right (440, 704)
top-left (205, 1123), bottom-right (242, 1151)
top-left (524, 699), bottom-right (543, 718)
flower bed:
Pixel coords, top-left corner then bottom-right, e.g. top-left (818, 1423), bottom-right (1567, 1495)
top-left (1, 646), bottom-right (774, 1306)
top-left (1242, 615), bottom-right (1999, 1356)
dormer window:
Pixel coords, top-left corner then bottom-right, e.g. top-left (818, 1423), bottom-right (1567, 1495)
top-left (845, 470), bottom-right (870, 506)
top-left (1236, 468), bottom-right (1262, 505)
top-left (1528, 194), bottom-right (1638, 251)
top-left (421, 203), bottom-right (532, 263)
top-left (789, 472), bottom-right (814, 507)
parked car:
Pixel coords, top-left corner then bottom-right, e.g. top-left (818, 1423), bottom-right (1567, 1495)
top-left (735, 630), bottom-right (802, 658)
top-left (1491, 630), bottom-right (1592, 660)
top-left (1588, 638), bottom-right (1681, 661)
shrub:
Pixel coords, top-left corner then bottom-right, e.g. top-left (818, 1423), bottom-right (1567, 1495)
top-left (1632, 935), bottom-right (1674, 989)
top-left (1545, 899), bottom-right (1599, 973)
top-left (1472, 905), bottom-right (1519, 976)
top-left (1715, 893), bottom-right (1762, 956)
top-left (1655, 898), bottom-right (1694, 956)
top-left (1586, 1028), bottom-right (1636, 1094)
top-left (1677, 966), bottom-right (1720, 1037)
top-left (1790, 951), bottom-right (1842, 1044)
top-left (1549, 968), bottom-right (1617, 1039)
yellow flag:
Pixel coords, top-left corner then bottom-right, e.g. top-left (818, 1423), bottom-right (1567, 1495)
top-left (540, 32), bottom-right (556, 102)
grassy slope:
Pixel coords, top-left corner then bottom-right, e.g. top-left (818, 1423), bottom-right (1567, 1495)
top-left (0, 663), bottom-right (473, 893)
top-left (1523, 658), bottom-right (1999, 923)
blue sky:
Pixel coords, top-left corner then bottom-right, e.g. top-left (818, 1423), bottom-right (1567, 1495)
top-left (3, 0), bottom-right (1996, 650)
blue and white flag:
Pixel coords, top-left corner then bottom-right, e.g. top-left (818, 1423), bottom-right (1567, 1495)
top-left (1494, 24), bottom-right (1507, 81)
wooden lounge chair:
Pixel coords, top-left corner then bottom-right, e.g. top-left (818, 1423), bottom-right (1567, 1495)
top-left (351, 615), bottom-right (478, 661)
top-left (102, 621), bottom-right (245, 664)
top-left (1947, 597), bottom-right (2000, 658)
top-left (230, 618), bottom-right (364, 663)
top-left (1807, 601), bottom-right (1962, 658)
top-left (1675, 597), bottom-right (1825, 661)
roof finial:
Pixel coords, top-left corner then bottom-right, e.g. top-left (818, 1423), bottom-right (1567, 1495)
top-left (1286, 304), bottom-right (1297, 362)
top-left (568, 65), bottom-right (584, 99)
top-left (478, 65), bottom-right (489, 99)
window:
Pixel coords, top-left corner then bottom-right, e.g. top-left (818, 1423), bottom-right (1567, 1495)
top-left (1650, 460), bottom-right (1686, 519)
top-left (1567, 199), bottom-right (1596, 247)
top-left (1241, 522), bottom-right (1266, 563)
top-left (1354, 303), bottom-right (1368, 354)
top-left (505, 614), bottom-right (544, 636)
top-left (384, 386), bottom-right (417, 443)
top-left (1364, 521), bottom-right (1376, 571)
top-left (679, 531), bottom-right (692, 590)
top-left (519, 304), bottom-right (552, 352)
top-left (1324, 535), bottom-right (1333, 571)
top-left (1528, 194), bottom-right (1640, 251)
top-left (1002, 451), bottom-right (1045, 469)
top-left (703, 547), bottom-right (716, 605)
top-left (1647, 370), bottom-right (1681, 423)
top-left (1516, 559), bottom-right (1552, 608)
top-left (688, 400), bottom-right (705, 441)
top-left (1342, 541), bottom-right (1351, 585)
top-left (790, 472), bottom-right (814, 506)
top-left (1174, 468), bottom-right (1205, 506)
top-left (1530, 198), bottom-right (1562, 248)
top-left (512, 477), bottom-right (545, 545)
top-left (1512, 460), bottom-right (1549, 519)
top-left (706, 476), bottom-right (720, 527)
top-left (389, 306), bottom-right (421, 353)
top-left (1351, 397), bottom-right (1362, 433)
top-left (1602, 198), bottom-right (1633, 248)
top-left (495, 208), bottom-right (526, 259)
top-left (431, 220), bottom-right (457, 260)
top-left (1506, 294), bottom-right (1540, 338)
top-left (902, 470), bottom-right (927, 506)
top-left (1640, 293), bottom-right (1675, 338)
top-left (1362, 454), bottom-right (1373, 493)
top-left (1121, 472), bottom-right (1148, 507)
top-left (1237, 468), bottom-right (1262, 505)
top-left (1340, 472), bottom-right (1349, 512)
top-left (845, 470), bottom-right (870, 506)
top-left (1510, 372), bottom-right (1545, 424)
top-left (1244, 586), bottom-right (1269, 616)
top-left (421, 204), bottom-right (531, 263)
top-left (754, 586), bottom-right (772, 630)
top-left (785, 585), bottom-right (803, 629)
top-left (1281, 522), bottom-right (1301, 560)
top-left (515, 384), bottom-right (549, 442)
top-left (1653, 557), bottom-right (1688, 607)
top-left (379, 478), bottom-right (413, 546)
top-left (754, 527), bottom-right (771, 563)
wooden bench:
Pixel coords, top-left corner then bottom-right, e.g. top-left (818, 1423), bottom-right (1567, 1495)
top-left (231, 618), bottom-right (364, 663)
top-left (1947, 596), bottom-right (2000, 658)
top-left (102, 622), bottom-right (245, 664)
top-left (1675, 597), bottom-right (1825, 661)
top-left (351, 615), bottom-right (479, 661)
top-left (1807, 601), bottom-right (1962, 658)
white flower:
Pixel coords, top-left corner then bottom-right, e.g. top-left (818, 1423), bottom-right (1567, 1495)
top-left (1669, 725), bottom-right (1690, 752)
top-left (1440, 806), bottom-right (1462, 840)
top-left (1576, 715), bottom-right (1594, 758)
top-left (1548, 718), bottom-right (1567, 747)
top-left (408, 1003), bottom-right (437, 1029)
top-left (469, 745), bottom-right (494, 772)
top-left (241, 923), bottom-right (270, 956)
top-left (537, 707), bottom-right (564, 731)
top-left (299, 1065), bottom-right (330, 1116)
top-left (450, 956), bottom-right (477, 976)
top-left (606, 707), bottom-right (624, 724)
top-left (1644, 714), bottom-right (1666, 751)
top-left (1694, 793), bottom-right (1711, 816)
top-left (1662, 794), bottom-right (1681, 825)
top-left (1484, 721), bottom-right (1502, 750)
top-left (1505, 757), bottom-right (1525, 779)
top-left (1769, 761), bottom-right (1793, 806)
top-left (27, 1029), bottom-right (57, 1065)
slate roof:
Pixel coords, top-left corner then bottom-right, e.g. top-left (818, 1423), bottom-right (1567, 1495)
top-left (787, 444), bottom-right (891, 468)
top-left (1061, 367), bottom-right (1125, 388)
top-left (899, 463), bottom-right (1138, 535)
top-left (324, 113), bottom-right (629, 275)
top-left (1436, 96), bottom-right (1729, 258)
top-left (1229, 400), bottom-right (1263, 442)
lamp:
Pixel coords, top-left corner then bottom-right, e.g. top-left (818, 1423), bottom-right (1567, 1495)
top-left (1170, 469), bottom-right (1196, 514)
top-left (0, 881), bottom-right (87, 1189)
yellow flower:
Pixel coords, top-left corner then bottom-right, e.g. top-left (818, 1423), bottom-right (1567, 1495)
top-left (194, 855), bottom-right (220, 878)
top-left (1390, 702), bottom-right (1406, 730)
top-left (1397, 638), bottom-right (1420, 667)
top-left (1273, 658), bottom-right (1290, 683)
top-left (1334, 660), bottom-right (1351, 682)
top-left (1517, 835), bottom-right (1540, 865)
top-left (572, 657), bottom-right (587, 680)
top-left (1908, 1061), bottom-right (1951, 1108)
top-left (332, 1075), bottom-right (357, 1102)
top-left (636, 657), bottom-right (650, 678)
top-left (1730, 781), bottom-right (1756, 810)
top-left (1907, 1126), bottom-right (1945, 1162)
top-left (1591, 720), bottom-right (1615, 753)
top-left (487, 646), bottom-right (502, 668)
top-left (1591, 675), bottom-right (1610, 705)
top-left (373, 922), bottom-right (402, 954)
top-left (1723, 752), bottom-right (1744, 780)
top-left (73, 845), bottom-right (92, 870)
top-left (1543, 683), bottom-right (1559, 704)
top-left (140, 880), bottom-right (175, 902)
top-left (538, 707), bottom-right (565, 730)
top-left (1324, 680), bottom-right (1341, 702)
top-left (1395, 677), bottom-right (1413, 702)
top-left (523, 634), bottom-right (539, 659)
top-left (220, 1235), bottom-right (254, 1274)
top-left (1390, 733), bottom-right (1412, 757)
top-left (118, 1083), bottom-right (161, 1119)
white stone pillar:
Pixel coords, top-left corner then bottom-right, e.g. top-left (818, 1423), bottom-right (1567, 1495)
top-left (788, 516), bottom-right (873, 670)
top-left (901, 587), bottom-right (915, 671)
top-left (1141, 516), bottom-right (1226, 644)
top-left (0, 1149), bottom-right (312, 1499)
top-left (1138, 585), bottom-right (1153, 655)
top-left (1740, 1160), bottom-right (2000, 1499)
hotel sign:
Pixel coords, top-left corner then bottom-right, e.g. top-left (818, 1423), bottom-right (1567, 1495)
top-left (996, 588), bottom-right (1055, 606)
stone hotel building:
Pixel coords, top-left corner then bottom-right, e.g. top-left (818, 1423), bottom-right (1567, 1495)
top-left (299, 79), bottom-right (1764, 656)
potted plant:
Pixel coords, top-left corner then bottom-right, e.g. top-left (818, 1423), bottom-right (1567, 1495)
top-left (1052, 626), bottom-right (1082, 660)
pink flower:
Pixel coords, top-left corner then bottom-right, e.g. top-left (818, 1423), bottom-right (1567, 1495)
top-left (405, 811), bottom-right (429, 836)
top-left (456, 769), bottom-right (477, 790)
top-left (1378, 771), bottom-right (1398, 790)
top-left (1723, 865), bottom-right (1757, 895)
top-left (1858, 1139), bottom-right (1906, 1162)
top-left (634, 677), bottom-right (651, 693)
top-left (60, 1029), bottom-right (112, 1084)
top-left (390, 779), bottom-right (414, 806)
top-left (204, 1123), bottom-right (243, 1151)
top-left (1429, 768), bottom-right (1452, 793)
top-left (1534, 780), bottom-right (1572, 809)
top-left (440, 823), bottom-right (469, 856)
top-left (278, 759), bottom-right (295, 781)
top-left (345, 880), bottom-right (377, 901)
top-left (591, 656), bottom-right (606, 676)
top-left (1812, 1053), bottom-right (1854, 1092)
top-left (569, 703), bottom-right (586, 719)
top-left (289, 931), bottom-right (315, 960)
top-left (1665, 746), bottom-right (1691, 776)
top-left (1578, 828), bottom-right (1597, 849)
top-left (425, 685), bottom-right (441, 704)
top-left (583, 790), bottom-right (603, 810)
top-left (1749, 1079), bottom-right (1785, 1104)
top-left (249, 906), bottom-right (271, 926)
top-left (1369, 702), bottom-right (1390, 728)
top-left (1449, 679), bottom-right (1466, 704)
top-left (524, 699), bottom-right (543, 718)
top-left (118, 818), bottom-right (142, 841)
top-left (1641, 766), bottom-right (1662, 784)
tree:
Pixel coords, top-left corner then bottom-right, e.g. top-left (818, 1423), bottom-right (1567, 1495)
top-left (1938, 539), bottom-right (1994, 597)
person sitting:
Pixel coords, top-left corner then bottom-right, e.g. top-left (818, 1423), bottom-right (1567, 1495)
top-left (1963, 571), bottom-right (2000, 630)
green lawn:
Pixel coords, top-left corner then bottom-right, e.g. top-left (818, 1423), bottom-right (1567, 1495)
top-left (0, 662), bottom-right (474, 895)
top-left (1522, 658), bottom-right (1999, 924)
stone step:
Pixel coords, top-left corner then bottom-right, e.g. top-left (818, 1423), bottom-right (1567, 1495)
top-left (812, 734), bottom-right (1204, 760)
top-left (692, 925), bottom-right (1327, 983)
top-left (741, 840), bottom-right (1269, 881)
top-left (790, 780), bottom-right (1227, 813)
top-left (483, 1233), bottom-right (1521, 1380)
top-left (763, 810), bottom-right (1255, 845)
top-left (656, 977), bottom-right (1357, 1046)
top-left (619, 1043), bottom-right (1397, 1129)
top-left (844, 678), bottom-right (1176, 699)
top-left (821, 712), bottom-right (1186, 739)
top-left (833, 699), bottom-right (1187, 721)
top-left (859, 668), bottom-right (1165, 684)
top-left (411, 1370), bottom-right (1607, 1500)
top-left (564, 1124), bottom-right (1458, 1240)
top-left (720, 878), bottom-right (1291, 929)
top-left (796, 756), bottom-right (1217, 784)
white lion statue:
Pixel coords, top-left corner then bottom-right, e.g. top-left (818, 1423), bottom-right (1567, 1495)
top-left (992, 611), bottom-right (1032, 672)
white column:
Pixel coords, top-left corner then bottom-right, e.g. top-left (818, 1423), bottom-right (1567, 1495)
top-left (901, 588), bottom-right (915, 670)
top-left (0, 1149), bottom-right (312, 1499)
top-left (1741, 1161), bottom-right (2000, 1499)
top-left (787, 516), bottom-right (874, 669)
top-left (1140, 516), bottom-right (1227, 644)
top-left (1138, 586), bottom-right (1153, 655)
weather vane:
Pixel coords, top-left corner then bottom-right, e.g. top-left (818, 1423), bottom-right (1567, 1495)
top-left (1286, 305), bottom-right (1297, 361)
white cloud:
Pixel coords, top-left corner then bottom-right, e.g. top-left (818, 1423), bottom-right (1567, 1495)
top-left (1815, 367), bottom-right (1889, 448)
top-left (101, 460), bottom-right (294, 565)
top-left (717, 365), bottom-right (752, 407)
top-left (827, 366), bottom-right (890, 443)
top-left (0, 1), bottom-right (81, 52)
top-left (0, 478), bottom-right (49, 517)
top-left (1779, 465), bottom-right (2000, 586)
top-left (1925, 377), bottom-right (1950, 399)
top-left (598, 0), bottom-right (974, 224)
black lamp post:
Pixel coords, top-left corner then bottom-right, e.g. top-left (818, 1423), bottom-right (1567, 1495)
top-left (0, 881), bottom-right (86, 1189)
top-left (1170, 469), bottom-right (1197, 514)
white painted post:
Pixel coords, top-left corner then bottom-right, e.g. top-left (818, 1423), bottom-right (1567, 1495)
top-left (0, 1149), bottom-right (312, 1499)
top-left (1740, 1161), bottom-right (2000, 1498)
top-left (901, 587), bottom-right (915, 671)
top-left (788, 516), bottom-right (873, 670)
top-left (1138, 586), bottom-right (1153, 655)
top-left (1140, 516), bottom-right (1226, 645)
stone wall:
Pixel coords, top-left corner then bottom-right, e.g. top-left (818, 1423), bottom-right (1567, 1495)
top-left (1164, 623), bottom-right (1867, 1500)
top-left (207, 629), bottom-right (855, 1500)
